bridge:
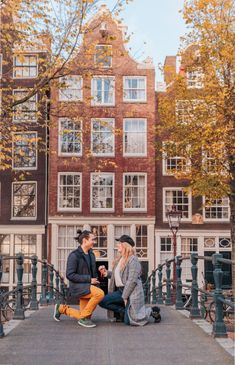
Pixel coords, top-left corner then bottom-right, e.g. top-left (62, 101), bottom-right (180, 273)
top-left (0, 253), bottom-right (234, 365)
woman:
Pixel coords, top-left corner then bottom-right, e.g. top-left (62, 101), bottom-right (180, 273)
top-left (99, 235), bottom-right (161, 326)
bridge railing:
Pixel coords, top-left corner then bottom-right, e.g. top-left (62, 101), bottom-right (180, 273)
top-left (0, 253), bottom-right (67, 338)
top-left (143, 253), bottom-right (235, 338)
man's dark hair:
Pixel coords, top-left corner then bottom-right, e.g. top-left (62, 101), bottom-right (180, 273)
top-left (75, 229), bottom-right (92, 244)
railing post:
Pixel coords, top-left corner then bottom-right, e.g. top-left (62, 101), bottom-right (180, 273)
top-left (190, 253), bottom-right (201, 318)
top-left (175, 256), bottom-right (184, 309)
top-left (152, 270), bottom-right (157, 304)
top-left (165, 260), bottom-right (172, 305)
top-left (212, 254), bottom-right (227, 338)
top-left (55, 271), bottom-right (60, 304)
top-left (49, 265), bottom-right (55, 304)
top-left (13, 254), bottom-right (25, 319)
top-left (40, 260), bottom-right (48, 306)
top-left (30, 255), bottom-right (39, 310)
top-left (0, 256), bottom-right (5, 338)
top-left (157, 265), bottom-right (164, 304)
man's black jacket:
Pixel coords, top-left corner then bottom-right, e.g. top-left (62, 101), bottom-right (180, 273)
top-left (66, 246), bottom-right (97, 298)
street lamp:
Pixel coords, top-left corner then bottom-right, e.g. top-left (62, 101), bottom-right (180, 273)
top-left (167, 205), bottom-right (182, 304)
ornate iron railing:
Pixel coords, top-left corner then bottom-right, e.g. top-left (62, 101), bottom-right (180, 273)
top-left (0, 253), bottom-right (67, 338)
top-left (143, 253), bottom-right (235, 338)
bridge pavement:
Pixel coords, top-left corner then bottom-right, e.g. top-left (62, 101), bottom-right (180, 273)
top-left (0, 305), bottom-right (233, 365)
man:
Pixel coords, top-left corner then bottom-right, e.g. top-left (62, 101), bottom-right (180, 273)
top-left (53, 229), bottom-right (104, 328)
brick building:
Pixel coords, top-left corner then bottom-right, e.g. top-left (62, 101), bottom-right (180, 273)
top-left (48, 5), bottom-right (156, 283)
top-left (155, 48), bottom-right (232, 287)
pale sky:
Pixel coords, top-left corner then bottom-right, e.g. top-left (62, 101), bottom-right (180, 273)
top-left (103, 0), bottom-right (187, 81)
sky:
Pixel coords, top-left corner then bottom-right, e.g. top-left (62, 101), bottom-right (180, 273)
top-left (103, 0), bottom-right (187, 82)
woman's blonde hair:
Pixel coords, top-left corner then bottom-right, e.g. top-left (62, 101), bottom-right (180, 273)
top-left (113, 242), bottom-right (136, 271)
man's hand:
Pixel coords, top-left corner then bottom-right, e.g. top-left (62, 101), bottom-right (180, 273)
top-left (91, 278), bottom-right (100, 285)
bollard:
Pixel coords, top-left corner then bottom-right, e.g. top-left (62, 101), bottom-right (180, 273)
top-left (40, 260), bottom-right (48, 306)
top-left (152, 270), bottom-right (157, 304)
top-left (14, 254), bottom-right (25, 319)
top-left (165, 260), bottom-right (172, 305)
top-left (0, 256), bottom-right (5, 337)
top-left (48, 265), bottom-right (55, 304)
top-left (55, 271), bottom-right (60, 304)
top-left (175, 256), bottom-right (184, 310)
top-left (157, 265), bottom-right (164, 304)
top-left (30, 256), bottom-right (39, 310)
top-left (190, 253), bottom-right (201, 318)
top-left (212, 254), bottom-right (227, 338)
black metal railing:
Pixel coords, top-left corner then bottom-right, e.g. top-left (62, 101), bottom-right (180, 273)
top-left (143, 253), bottom-right (235, 338)
top-left (0, 253), bottom-right (67, 338)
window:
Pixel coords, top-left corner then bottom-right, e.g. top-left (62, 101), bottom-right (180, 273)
top-left (95, 45), bottom-right (112, 68)
top-left (123, 174), bottom-right (147, 211)
top-left (202, 146), bottom-right (226, 174)
top-left (91, 173), bottom-right (114, 211)
top-left (186, 68), bottom-right (204, 89)
top-left (160, 237), bottom-right (172, 252)
top-left (12, 132), bottom-right (37, 169)
top-left (59, 76), bottom-right (82, 101)
top-left (12, 182), bottom-right (37, 219)
top-left (13, 90), bottom-right (37, 122)
top-left (91, 118), bottom-right (114, 156)
top-left (123, 119), bottom-right (147, 156)
top-left (90, 225), bottom-right (108, 258)
top-left (136, 225), bottom-right (148, 258)
top-left (181, 237), bottom-right (198, 282)
top-left (163, 188), bottom-right (191, 220)
top-left (176, 99), bottom-right (206, 125)
top-left (203, 197), bottom-right (230, 221)
top-left (162, 142), bottom-right (190, 175)
top-left (123, 76), bottom-right (146, 102)
top-left (0, 235), bottom-right (10, 283)
top-left (91, 77), bottom-right (115, 106)
top-left (13, 55), bottom-right (37, 78)
top-left (59, 118), bottom-right (82, 156)
top-left (14, 235), bottom-right (36, 283)
top-left (58, 225), bottom-right (83, 278)
top-left (219, 237), bottom-right (231, 249)
top-left (58, 173), bottom-right (82, 211)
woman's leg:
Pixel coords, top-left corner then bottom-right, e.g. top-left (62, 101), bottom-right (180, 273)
top-left (99, 289), bottom-right (125, 315)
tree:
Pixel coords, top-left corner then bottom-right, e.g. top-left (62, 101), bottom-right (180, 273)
top-left (158, 0), bottom-right (235, 285)
top-left (0, 0), bottom-right (130, 170)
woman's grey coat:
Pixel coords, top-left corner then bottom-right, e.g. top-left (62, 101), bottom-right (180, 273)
top-left (107, 255), bottom-right (151, 326)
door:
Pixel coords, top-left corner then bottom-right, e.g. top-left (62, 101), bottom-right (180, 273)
top-left (219, 251), bottom-right (232, 289)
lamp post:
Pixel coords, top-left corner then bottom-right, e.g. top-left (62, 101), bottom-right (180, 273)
top-left (167, 205), bottom-right (182, 304)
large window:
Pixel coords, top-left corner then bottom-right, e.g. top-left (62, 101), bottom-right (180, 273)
top-left (91, 118), bottom-right (114, 156)
top-left (91, 77), bottom-right (115, 106)
top-left (162, 142), bottom-right (190, 175)
top-left (58, 173), bottom-right (82, 211)
top-left (160, 237), bottom-right (172, 264)
top-left (59, 76), bottom-right (82, 101)
top-left (13, 132), bottom-right (37, 169)
top-left (123, 174), bottom-right (147, 211)
top-left (13, 55), bottom-right (37, 78)
top-left (90, 225), bottom-right (108, 258)
top-left (12, 182), bottom-right (37, 219)
top-left (13, 90), bottom-right (37, 122)
top-left (95, 45), bottom-right (112, 68)
top-left (59, 118), bottom-right (82, 155)
top-left (186, 68), bottom-right (204, 89)
top-left (203, 197), bottom-right (230, 221)
top-left (136, 225), bottom-right (148, 258)
top-left (123, 119), bottom-right (147, 156)
top-left (123, 76), bottom-right (146, 102)
top-left (163, 188), bottom-right (191, 220)
top-left (91, 173), bottom-right (114, 211)
top-left (14, 234), bottom-right (37, 283)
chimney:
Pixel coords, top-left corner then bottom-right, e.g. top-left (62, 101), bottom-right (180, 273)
top-left (163, 56), bottom-right (176, 85)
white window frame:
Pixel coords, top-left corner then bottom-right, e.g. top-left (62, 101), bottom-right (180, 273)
top-left (59, 76), bottom-right (83, 102)
top-left (12, 131), bottom-right (38, 170)
top-left (90, 173), bottom-right (115, 212)
top-left (13, 54), bottom-right (38, 79)
top-left (91, 118), bottom-right (115, 156)
top-left (186, 68), bottom-right (204, 89)
top-left (123, 118), bottom-right (147, 157)
top-left (203, 196), bottom-right (230, 222)
top-left (95, 44), bottom-right (112, 68)
top-left (11, 181), bottom-right (37, 220)
top-left (162, 142), bottom-right (191, 176)
top-left (163, 187), bottom-right (192, 222)
top-left (123, 76), bottom-right (147, 103)
top-left (13, 89), bottom-right (38, 122)
top-left (57, 172), bottom-right (82, 212)
top-left (123, 173), bottom-right (147, 212)
top-left (91, 76), bottom-right (115, 106)
top-left (58, 118), bottom-right (82, 156)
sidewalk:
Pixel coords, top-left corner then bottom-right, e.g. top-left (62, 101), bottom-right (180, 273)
top-left (0, 305), bottom-right (233, 365)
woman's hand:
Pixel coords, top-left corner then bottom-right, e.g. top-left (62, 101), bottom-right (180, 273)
top-left (124, 299), bottom-right (128, 306)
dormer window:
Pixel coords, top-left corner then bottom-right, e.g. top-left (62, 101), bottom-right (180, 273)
top-left (95, 45), bottom-right (112, 68)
